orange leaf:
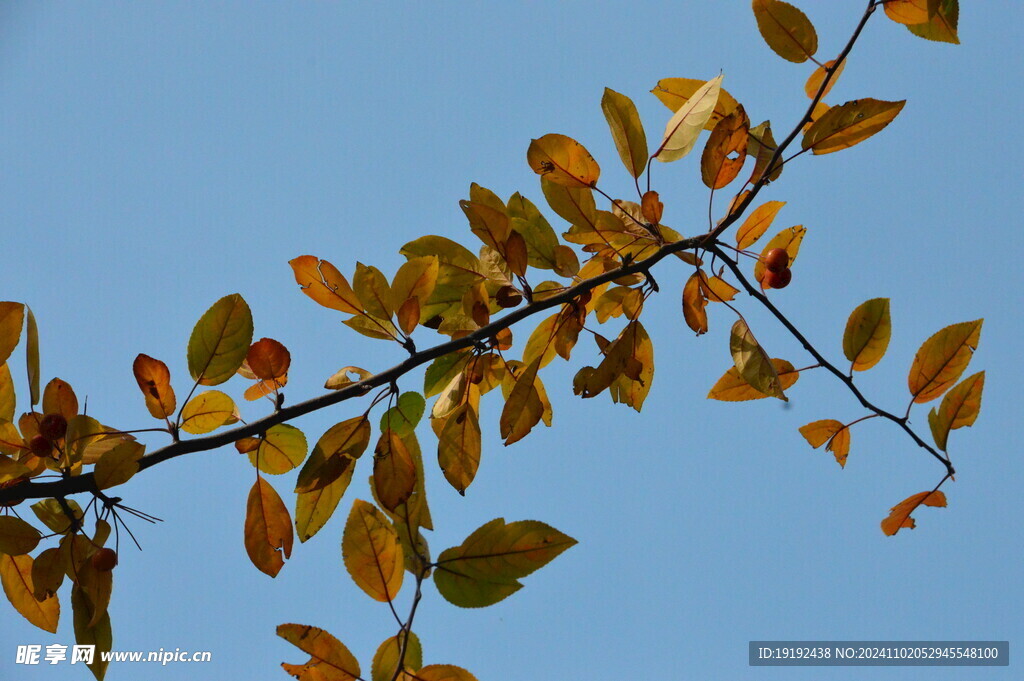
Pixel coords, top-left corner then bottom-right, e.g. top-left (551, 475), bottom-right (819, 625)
top-left (289, 255), bottom-right (363, 315)
top-left (804, 58), bottom-right (846, 99)
top-left (754, 226), bottom-right (806, 289)
top-left (132, 354), bottom-right (176, 419)
top-left (244, 477), bottom-right (293, 577)
top-left (701, 105), bottom-right (749, 189)
top-left (246, 338), bottom-right (291, 381)
top-left (372, 430), bottom-right (416, 512)
top-left (843, 298), bottom-right (891, 372)
top-left (681, 272), bottom-right (708, 335)
top-left (802, 99), bottom-right (906, 155)
top-left (735, 201), bottom-right (785, 250)
top-left (881, 490), bottom-right (947, 536)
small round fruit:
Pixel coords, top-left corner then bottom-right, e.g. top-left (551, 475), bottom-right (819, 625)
top-left (28, 435), bottom-right (52, 456)
top-left (764, 248), bottom-right (790, 273)
top-left (91, 548), bottom-right (118, 572)
top-left (764, 267), bottom-right (792, 289)
top-left (39, 413), bottom-right (68, 442)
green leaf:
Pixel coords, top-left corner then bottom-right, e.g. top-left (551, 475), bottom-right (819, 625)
top-left (379, 392), bottom-right (426, 437)
top-left (25, 305), bottom-right (40, 406)
top-left (433, 518), bottom-right (576, 608)
top-left (186, 294), bottom-right (254, 386)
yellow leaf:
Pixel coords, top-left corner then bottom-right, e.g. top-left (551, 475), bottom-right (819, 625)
top-left (508, 193), bottom-right (561, 270)
top-left (881, 490), bottom-right (946, 536)
top-left (391, 256), bottom-right (439, 321)
top-left (730, 319), bottom-right (786, 401)
top-left (500, 358), bottom-right (544, 446)
top-left (353, 263), bottom-right (394, 320)
top-left (736, 202), bottom-right (786, 250)
top-left (752, 0), bottom-right (818, 63)
top-left (746, 121), bottom-right (782, 184)
top-left (250, 423), bottom-right (307, 475)
top-left (295, 459), bottom-right (355, 543)
top-left (373, 430), bottom-right (416, 512)
top-left (523, 313), bottom-right (562, 369)
top-left (928, 371), bottom-right (984, 451)
top-left (325, 366), bottom-right (373, 391)
top-left (186, 293), bottom-right (254, 386)
top-left (0, 452), bottom-right (30, 484)
top-left (93, 440), bottom-right (144, 490)
top-left (25, 305), bottom-right (39, 407)
top-left (802, 98), bottom-right (906, 155)
top-left (371, 632), bottom-right (423, 681)
top-left (30, 547), bottom-right (64, 600)
top-left (0, 302), bottom-right (24, 368)
top-left (804, 58), bottom-right (846, 99)
top-left (296, 417), bottom-right (369, 493)
top-left (650, 78), bottom-right (739, 130)
top-left (382, 430), bottom-right (433, 535)
top-left (701, 105), bottom-right (749, 189)
top-left (343, 314), bottom-right (400, 341)
top-left (460, 200), bottom-right (511, 253)
top-left (0, 363), bottom-right (14, 423)
top-left (798, 419), bottom-right (844, 448)
top-left (908, 319), bottom-right (982, 403)
top-left (180, 390), bottom-right (238, 434)
top-left (277, 623), bottom-right (361, 681)
top-left (843, 298), bottom-right (891, 371)
top-left (708, 359), bottom-right (800, 401)
top-left (0, 553), bottom-right (59, 632)
top-left (825, 426), bottom-right (852, 468)
top-left (753, 226), bottom-right (806, 288)
top-left (653, 75), bottom-right (723, 163)
top-left (42, 378), bottom-right (78, 421)
top-left (433, 518), bottom-right (576, 608)
top-left (244, 477), bottom-right (293, 577)
top-left (437, 403), bottom-right (481, 495)
top-left (601, 87), bottom-right (648, 178)
top-left (415, 665), bottom-right (480, 681)
top-left (699, 271), bottom-right (739, 303)
top-left (71, 584), bottom-right (110, 679)
top-left (0, 515), bottom-right (41, 555)
top-left (526, 133), bottom-right (600, 188)
top-left (342, 499), bottom-right (403, 602)
top-left (289, 255), bottom-right (363, 315)
top-left (682, 272), bottom-right (708, 335)
top-left (540, 176), bottom-right (598, 229)
top-left (906, 0), bottom-right (958, 44)
top-left (132, 354), bottom-right (176, 419)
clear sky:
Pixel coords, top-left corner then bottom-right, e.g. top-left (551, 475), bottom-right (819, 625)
top-left (1, 2), bottom-right (1021, 680)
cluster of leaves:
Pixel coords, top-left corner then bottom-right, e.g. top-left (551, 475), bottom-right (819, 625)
top-left (0, 1), bottom-right (976, 679)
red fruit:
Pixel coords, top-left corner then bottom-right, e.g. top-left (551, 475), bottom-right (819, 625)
top-left (764, 267), bottom-right (792, 289)
top-left (28, 435), bottom-right (52, 456)
top-left (764, 248), bottom-right (790, 273)
top-left (91, 548), bottom-right (118, 572)
top-left (39, 414), bottom-right (68, 442)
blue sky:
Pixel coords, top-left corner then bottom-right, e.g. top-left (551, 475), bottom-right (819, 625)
top-left (1, 2), bottom-right (1021, 680)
